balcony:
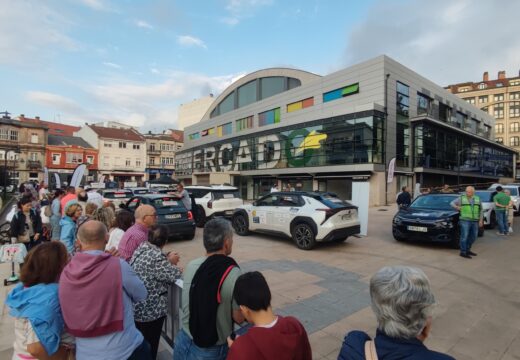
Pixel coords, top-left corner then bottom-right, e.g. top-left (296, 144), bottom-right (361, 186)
top-left (27, 160), bottom-right (42, 169)
top-left (148, 149), bottom-right (160, 155)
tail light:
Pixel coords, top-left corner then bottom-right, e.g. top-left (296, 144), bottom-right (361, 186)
top-left (187, 211), bottom-right (193, 220)
top-left (316, 208), bottom-right (335, 225)
top-left (207, 200), bottom-right (213, 209)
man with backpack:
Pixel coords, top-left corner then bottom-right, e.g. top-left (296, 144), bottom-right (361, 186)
top-left (173, 218), bottom-right (243, 360)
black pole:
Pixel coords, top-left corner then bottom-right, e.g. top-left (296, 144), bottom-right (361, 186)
top-left (384, 73), bottom-right (390, 206)
top-left (3, 153), bottom-right (7, 200)
top-left (457, 150), bottom-right (461, 188)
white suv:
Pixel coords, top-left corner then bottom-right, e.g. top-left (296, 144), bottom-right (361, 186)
top-left (185, 185), bottom-right (244, 227)
top-left (232, 191), bottom-right (360, 250)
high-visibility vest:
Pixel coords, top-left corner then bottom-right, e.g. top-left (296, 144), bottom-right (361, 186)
top-left (460, 195), bottom-right (481, 221)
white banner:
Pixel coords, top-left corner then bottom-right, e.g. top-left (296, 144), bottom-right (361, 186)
top-left (98, 174), bottom-right (105, 186)
top-left (43, 167), bottom-right (49, 186)
top-left (387, 158), bottom-right (396, 183)
top-left (54, 173), bottom-right (61, 189)
top-left (70, 164), bottom-right (87, 188)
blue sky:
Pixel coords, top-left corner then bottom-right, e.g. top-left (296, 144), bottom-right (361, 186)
top-left (1, 0), bottom-right (519, 132)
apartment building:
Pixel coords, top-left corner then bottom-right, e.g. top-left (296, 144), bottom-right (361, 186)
top-left (144, 132), bottom-right (183, 180)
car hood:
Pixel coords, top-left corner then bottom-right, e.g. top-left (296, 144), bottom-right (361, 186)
top-left (396, 207), bottom-right (459, 220)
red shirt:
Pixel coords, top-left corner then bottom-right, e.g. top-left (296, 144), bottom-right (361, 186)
top-left (227, 316), bottom-right (312, 360)
top-left (118, 223), bottom-right (149, 261)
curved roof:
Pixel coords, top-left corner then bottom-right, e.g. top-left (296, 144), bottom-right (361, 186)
top-left (201, 68), bottom-right (321, 121)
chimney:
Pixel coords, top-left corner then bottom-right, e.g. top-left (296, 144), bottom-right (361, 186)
top-left (19, 114), bottom-right (25, 120)
top-left (498, 70), bottom-right (506, 79)
top-left (483, 72), bottom-right (489, 81)
top-left (35, 116), bottom-right (40, 121)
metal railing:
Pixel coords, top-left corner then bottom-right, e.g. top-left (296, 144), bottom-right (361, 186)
top-left (160, 280), bottom-right (183, 350)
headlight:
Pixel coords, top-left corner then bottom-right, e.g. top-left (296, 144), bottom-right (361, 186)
top-left (393, 216), bottom-right (403, 225)
top-left (435, 219), bottom-right (453, 228)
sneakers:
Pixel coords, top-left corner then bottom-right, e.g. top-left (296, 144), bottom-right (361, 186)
top-left (459, 253), bottom-right (472, 259)
top-left (496, 232), bottom-right (505, 236)
top-left (468, 251), bottom-right (477, 256)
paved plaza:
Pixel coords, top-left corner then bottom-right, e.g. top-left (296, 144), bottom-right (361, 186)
top-left (1, 206), bottom-right (520, 359)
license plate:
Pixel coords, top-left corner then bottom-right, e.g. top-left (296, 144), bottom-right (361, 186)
top-left (225, 210), bottom-right (233, 215)
top-left (407, 225), bottom-right (427, 232)
top-left (165, 214), bottom-right (181, 219)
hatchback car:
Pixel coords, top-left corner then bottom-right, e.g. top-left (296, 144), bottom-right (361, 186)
top-left (98, 189), bottom-right (133, 207)
top-left (392, 193), bottom-right (484, 248)
top-left (232, 191), bottom-right (360, 250)
top-left (120, 194), bottom-right (195, 240)
top-left (185, 185), bottom-right (244, 227)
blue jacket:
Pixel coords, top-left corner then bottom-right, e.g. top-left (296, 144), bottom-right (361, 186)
top-left (6, 283), bottom-right (64, 356)
top-left (337, 330), bottom-right (455, 360)
top-left (59, 216), bottom-right (76, 254)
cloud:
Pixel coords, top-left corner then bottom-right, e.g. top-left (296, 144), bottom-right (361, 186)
top-left (135, 20), bottom-right (153, 29)
top-left (344, 0), bottom-right (520, 85)
top-left (26, 91), bottom-right (87, 117)
top-left (78, 0), bottom-right (111, 11)
top-left (0, 1), bottom-right (78, 67)
top-left (150, 68), bottom-right (160, 74)
top-left (103, 62), bottom-right (122, 69)
top-left (221, 0), bottom-right (273, 25)
top-left (177, 35), bottom-right (207, 49)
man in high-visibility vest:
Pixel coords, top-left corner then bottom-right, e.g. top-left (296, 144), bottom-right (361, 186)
top-left (450, 186), bottom-right (483, 259)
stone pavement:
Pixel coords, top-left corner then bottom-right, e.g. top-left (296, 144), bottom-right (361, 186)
top-left (1, 206), bottom-right (520, 359)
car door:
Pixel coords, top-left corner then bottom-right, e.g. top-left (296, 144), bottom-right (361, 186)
top-left (272, 194), bottom-right (303, 235)
top-left (250, 194), bottom-right (280, 231)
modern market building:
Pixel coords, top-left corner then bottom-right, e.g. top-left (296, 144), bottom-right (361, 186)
top-left (175, 56), bottom-right (516, 205)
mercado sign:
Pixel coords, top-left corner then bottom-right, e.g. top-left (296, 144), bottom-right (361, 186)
top-left (176, 128), bottom-right (328, 175)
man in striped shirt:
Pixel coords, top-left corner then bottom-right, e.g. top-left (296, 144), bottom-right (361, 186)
top-left (118, 205), bottom-right (157, 261)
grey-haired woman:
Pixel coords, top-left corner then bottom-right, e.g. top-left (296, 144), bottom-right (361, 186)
top-left (338, 266), bottom-right (454, 360)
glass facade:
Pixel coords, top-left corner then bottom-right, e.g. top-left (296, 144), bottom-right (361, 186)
top-left (396, 81), bottom-right (410, 167)
top-left (237, 80), bottom-right (257, 108)
top-left (260, 77), bottom-right (285, 99)
top-left (176, 111), bottom-right (385, 175)
top-left (414, 123), bottom-right (514, 177)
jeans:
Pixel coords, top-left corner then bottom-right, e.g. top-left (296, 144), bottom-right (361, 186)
top-left (136, 316), bottom-right (165, 360)
top-left (173, 329), bottom-right (228, 360)
top-left (459, 220), bottom-right (478, 254)
top-left (127, 339), bottom-right (152, 360)
top-left (496, 210), bottom-right (508, 234)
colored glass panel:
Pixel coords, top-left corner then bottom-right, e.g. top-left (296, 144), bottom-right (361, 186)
top-left (341, 83), bottom-right (359, 96)
top-left (323, 89), bottom-right (342, 102)
top-left (287, 101), bottom-right (302, 113)
top-left (258, 108), bottom-right (281, 127)
top-left (302, 97), bottom-right (314, 108)
top-left (323, 83), bottom-right (359, 103)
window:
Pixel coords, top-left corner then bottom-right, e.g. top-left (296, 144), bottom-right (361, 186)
top-left (238, 80), bottom-right (257, 108)
top-left (260, 77), bottom-right (285, 100)
top-left (149, 143), bottom-right (156, 151)
top-left (125, 159), bottom-right (131, 166)
top-left (496, 137), bottom-right (504, 144)
top-left (287, 77), bottom-right (301, 90)
top-left (9, 130), bottom-right (18, 141)
top-left (217, 122), bottom-right (233, 137)
top-left (30, 133), bottom-right (38, 143)
top-left (287, 97), bottom-right (314, 113)
top-left (160, 143), bottom-right (174, 151)
top-left (323, 83), bottom-right (359, 103)
top-left (484, 125), bottom-right (492, 139)
top-left (52, 153), bottom-right (61, 165)
top-left (136, 159), bottom-right (141, 167)
top-left (454, 111), bottom-right (466, 129)
top-left (464, 97), bottom-right (476, 104)
top-left (66, 153), bottom-right (83, 164)
top-left (494, 103), bottom-right (504, 119)
top-left (459, 87), bottom-right (469, 92)
top-left (439, 102), bottom-right (451, 122)
top-left (511, 137), bottom-right (520, 147)
top-left (511, 123), bottom-right (520, 133)
top-left (396, 82), bottom-right (409, 116)
top-left (104, 142), bottom-right (112, 148)
top-left (86, 155), bottom-right (94, 164)
top-left (0, 128), bottom-right (8, 140)
top-left (478, 83), bottom-right (487, 89)
top-left (417, 93), bottom-right (431, 115)
top-left (103, 156), bottom-right (109, 166)
top-left (161, 157), bottom-right (174, 165)
top-left (510, 80), bottom-right (520, 86)
top-left (478, 95), bottom-right (488, 103)
top-left (150, 157), bottom-right (155, 165)
top-left (258, 108), bottom-right (281, 127)
top-left (219, 92), bottom-right (235, 114)
top-left (494, 94), bottom-right (504, 102)
top-left (201, 128), bottom-right (215, 137)
top-left (496, 123), bottom-right (504, 134)
top-left (119, 142), bottom-right (126, 149)
top-left (189, 132), bottom-right (200, 140)
top-left (29, 152), bottom-right (38, 161)
top-left (133, 144), bottom-right (140, 150)
top-left (510, 102), bottom-right (520, 117)
top-left (396, 82), bottom-right (410, 167)
top-left (236, 116), bottom-right (254, 132)
top-left (511, 92), bottom-right (520, 100)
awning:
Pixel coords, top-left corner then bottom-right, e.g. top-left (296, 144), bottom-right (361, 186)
top-left (111, 173), bottom-right (145, 176)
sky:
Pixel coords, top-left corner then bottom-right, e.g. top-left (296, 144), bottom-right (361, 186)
top-left (1, 0), bottom-right (519, 133)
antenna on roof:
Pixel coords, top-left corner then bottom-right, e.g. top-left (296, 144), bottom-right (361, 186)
top-left (1, 111), bottom-right (10, 118)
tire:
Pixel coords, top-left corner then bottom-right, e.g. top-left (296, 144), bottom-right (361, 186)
top-left (291, 223), bottom-right (316, 250)
top-left (232, 213), bottom-right (250, 236)
top-left (450, 227), bottom-right (461, 249)
top-left (195, 206), bottom-right (207, 228)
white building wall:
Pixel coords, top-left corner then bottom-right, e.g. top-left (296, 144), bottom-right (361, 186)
top-left (178, 96), bottom-right (215, 130)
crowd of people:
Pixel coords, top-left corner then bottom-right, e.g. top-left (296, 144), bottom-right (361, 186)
top-left (5, 184), bottom-right (455, 360)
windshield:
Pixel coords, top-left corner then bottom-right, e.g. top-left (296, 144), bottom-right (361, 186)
top-left (410, 195), bottom-right (456, 210)
top-left (504, 187), bottom-right (519, 196)
top-left (103, 191), bottom-right (132, 199)
top-left (151, 197), bottom-right (182, 208)
top-left (475, 191), bottom-right (495, 202)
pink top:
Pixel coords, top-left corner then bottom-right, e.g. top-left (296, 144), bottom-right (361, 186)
top-left (118, 223), bottom-right (149, 261)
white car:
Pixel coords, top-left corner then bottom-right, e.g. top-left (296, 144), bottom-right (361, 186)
top-left (232, 191), bottom-right (360, 250)
top-left (185, 185), bottom-right (244, 227)
top-left (98, 189), bottom-right (133, 207)
top-left (474, 190), bottom-right (497, 228)
top-left (488, 184), bottom-right (520, 215)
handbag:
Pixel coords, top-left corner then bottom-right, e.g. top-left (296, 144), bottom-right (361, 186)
top-left (364, 340), bottom-right (378, 360)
